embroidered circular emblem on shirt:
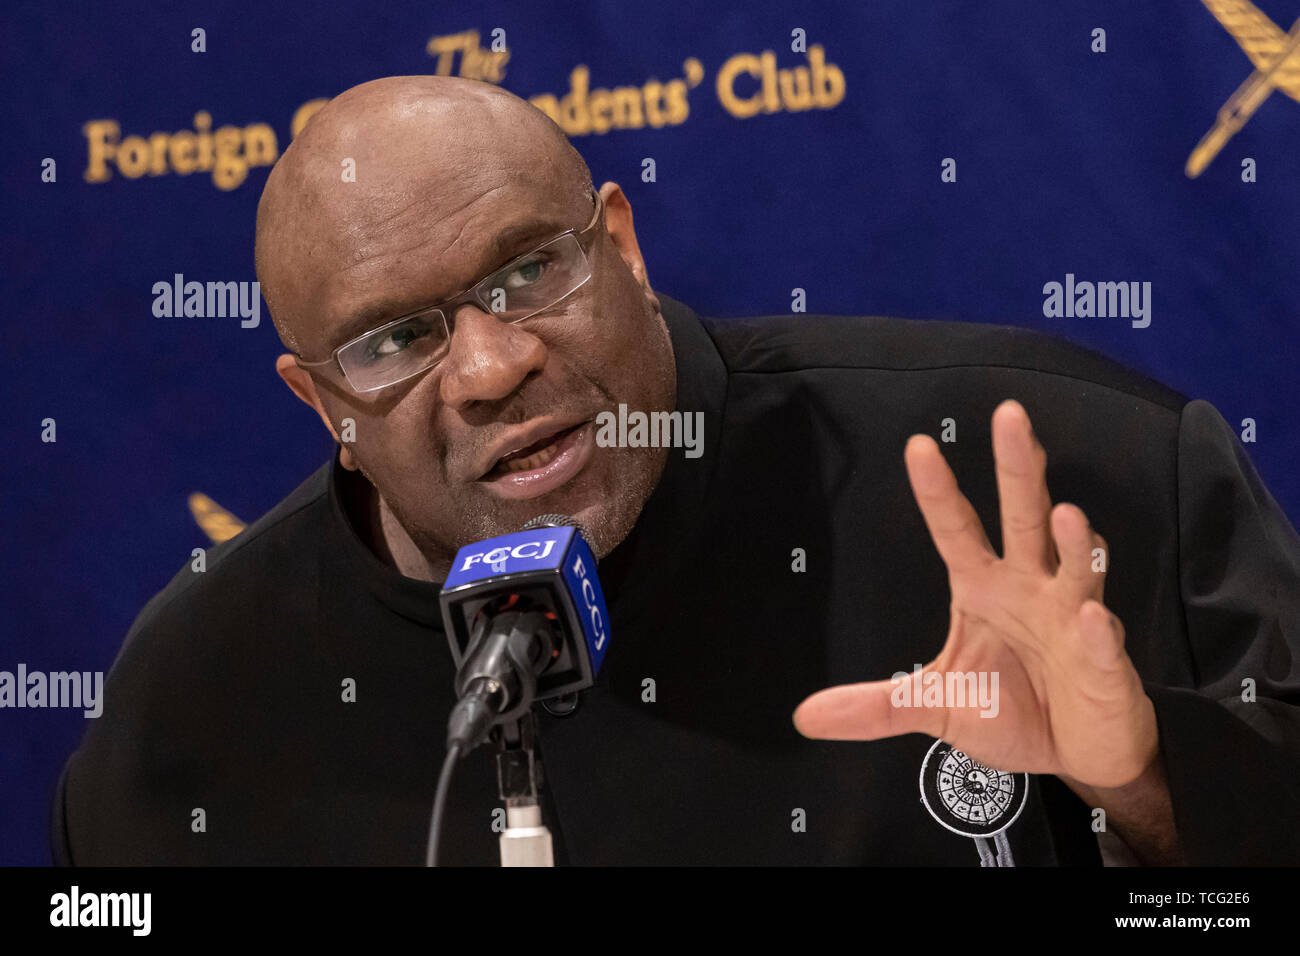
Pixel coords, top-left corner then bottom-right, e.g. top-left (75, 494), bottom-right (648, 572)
top-left (919, 740), bottom-right (1027, 838)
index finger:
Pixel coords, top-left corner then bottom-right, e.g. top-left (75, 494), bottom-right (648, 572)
top-left (904, 434), bottom-right (996, 574)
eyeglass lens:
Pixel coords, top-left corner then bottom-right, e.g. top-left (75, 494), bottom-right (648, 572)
top-left (337, 232), bottom-right (591, 392)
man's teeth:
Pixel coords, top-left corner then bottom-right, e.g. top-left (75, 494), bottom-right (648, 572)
top-left (498, 439), bottom-right (561, 474)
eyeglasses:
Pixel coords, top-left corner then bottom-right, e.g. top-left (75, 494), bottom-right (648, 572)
top-left (295, 189), bottom-right (605, 393)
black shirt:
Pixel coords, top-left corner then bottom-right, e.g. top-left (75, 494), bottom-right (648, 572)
top-left (52, 295), bottom-right (1300, 865)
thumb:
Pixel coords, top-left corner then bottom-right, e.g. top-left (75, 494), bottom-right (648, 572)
top-left (793, 670), bottom-right (948, 741)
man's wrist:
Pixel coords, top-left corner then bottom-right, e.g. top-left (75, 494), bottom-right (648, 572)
top-left (1059, 750), bottom-right (1185, 866)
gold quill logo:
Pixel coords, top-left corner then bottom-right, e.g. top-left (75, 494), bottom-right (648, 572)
top-left (188, 492), bottom-right (246, 543)
top-left (1187, 0), bottom-right (1300, 177)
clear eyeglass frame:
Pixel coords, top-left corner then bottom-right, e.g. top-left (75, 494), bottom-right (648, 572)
top-left (295, 188), bottom-right (605, 393)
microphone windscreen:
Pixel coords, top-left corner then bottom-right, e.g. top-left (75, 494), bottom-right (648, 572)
top-left (521, 513), bottom-right (594, 553)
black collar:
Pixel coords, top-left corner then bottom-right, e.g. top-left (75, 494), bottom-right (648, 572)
top-left (325, 292), bottom-right (728, 628)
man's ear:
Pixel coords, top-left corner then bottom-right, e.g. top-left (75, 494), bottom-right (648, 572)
top-left (598, 181), bottom-right (661, 316)
top-left (275, 354), bottom-right (360, 470)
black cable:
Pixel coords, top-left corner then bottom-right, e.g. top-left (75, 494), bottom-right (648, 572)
top-left (426, 743), bottom-right (462, 867)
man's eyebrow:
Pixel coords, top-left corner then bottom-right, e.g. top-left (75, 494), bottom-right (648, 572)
top-left (329, 215), bottom-right (573, 347)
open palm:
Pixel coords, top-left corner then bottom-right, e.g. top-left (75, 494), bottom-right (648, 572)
top-left (793, 400), bottom-right (1158, 789)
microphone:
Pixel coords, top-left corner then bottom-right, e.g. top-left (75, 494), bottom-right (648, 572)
top-left (438, 514), bottom-right (611, 753)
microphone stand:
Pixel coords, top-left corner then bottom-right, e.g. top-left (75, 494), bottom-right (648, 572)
top-left (493, 710), bottom-right (554, 867)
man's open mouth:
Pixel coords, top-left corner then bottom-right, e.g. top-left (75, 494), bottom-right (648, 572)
top-left (485, 422), bottom-right (587, 477)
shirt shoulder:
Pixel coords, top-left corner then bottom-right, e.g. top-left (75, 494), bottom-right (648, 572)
top-left (122, 460), bottom-right (332, 648)
top-left (694, 309), bottom-right (1187, 413)
top-left (56, 460), bottom-right (338, 863)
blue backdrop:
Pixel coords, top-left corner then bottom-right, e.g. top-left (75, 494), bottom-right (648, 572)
top-left (3, 0), bottom-right (1298, 864)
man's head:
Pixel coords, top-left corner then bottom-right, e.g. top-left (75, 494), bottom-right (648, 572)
top-left (255, 75), bottom-right (675, 577)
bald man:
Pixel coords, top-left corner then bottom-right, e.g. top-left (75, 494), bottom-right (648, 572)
top-left (53, 76), bottom-right (1300, 866)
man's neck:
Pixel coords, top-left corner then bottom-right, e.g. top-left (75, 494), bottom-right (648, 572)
top-left (377, 496), bottom-right (443, 582)
top-left (345, 469), bottom-right (442, 582)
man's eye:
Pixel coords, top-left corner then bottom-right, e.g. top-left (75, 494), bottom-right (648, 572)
top-left (364, 323), bottom-right (429, 360)
top-left (500, 256), bottom-right (548, 290)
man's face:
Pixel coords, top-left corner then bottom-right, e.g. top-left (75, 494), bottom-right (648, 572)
top-left (295, 178), bottom-right (675, 571)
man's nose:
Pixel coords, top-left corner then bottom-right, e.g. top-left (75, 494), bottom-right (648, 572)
top-left (438, 302), bottom-right (547, 410)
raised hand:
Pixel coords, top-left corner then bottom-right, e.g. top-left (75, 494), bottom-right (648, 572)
top-left (792, 400), bottom-right (1159, 790)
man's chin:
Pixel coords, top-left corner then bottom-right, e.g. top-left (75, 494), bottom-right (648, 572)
top-left (464, 445), bottom-right (663, 559)
top-left (483, 485), bottom-right (606, 540)
top-left (466, 483), bottom-right (632, 561)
